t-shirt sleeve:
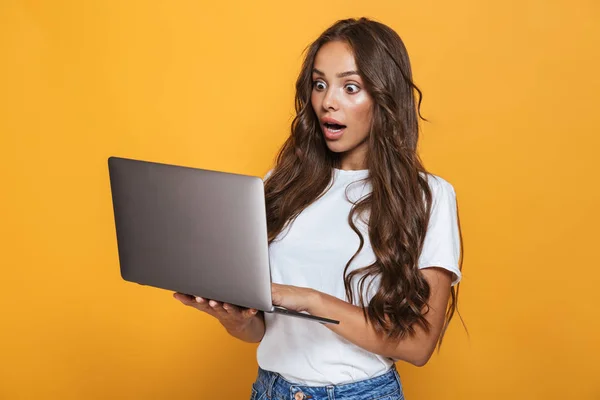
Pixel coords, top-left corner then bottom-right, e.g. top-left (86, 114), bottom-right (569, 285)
top-left (417, 176), bottom-right (462, 286)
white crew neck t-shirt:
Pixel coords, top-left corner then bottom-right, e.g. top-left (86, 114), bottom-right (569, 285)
top-left (256, 168), bottom-right (462, 386)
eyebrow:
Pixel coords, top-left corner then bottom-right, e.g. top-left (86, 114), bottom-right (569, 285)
top-left (312, 68), bottom-right (360, 78)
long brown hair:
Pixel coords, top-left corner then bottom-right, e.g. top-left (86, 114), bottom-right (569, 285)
top-left (264, 17), bottom-right (463, 347)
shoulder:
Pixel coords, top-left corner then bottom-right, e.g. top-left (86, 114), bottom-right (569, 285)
top-left (419, 172), bottom-right (456, 200)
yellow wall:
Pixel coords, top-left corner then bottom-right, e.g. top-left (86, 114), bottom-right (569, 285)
top-left (1, 1), bottom-right (598, 398)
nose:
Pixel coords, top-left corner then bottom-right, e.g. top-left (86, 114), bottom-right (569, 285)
top-left (322, 87), bottom-right (339, 111)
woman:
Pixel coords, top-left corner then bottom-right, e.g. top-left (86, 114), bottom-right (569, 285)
top-left (174, 17), bottom-right (463, 400)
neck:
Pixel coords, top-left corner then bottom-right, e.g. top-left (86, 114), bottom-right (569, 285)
top-left (339, 142), bottom-right (368, 170)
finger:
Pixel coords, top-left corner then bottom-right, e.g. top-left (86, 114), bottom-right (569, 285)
top-left (193, 298), bottom-right (213, 312)
top-left (208, 300), bottom-right (229, 316)
top-left (222, 303), bottom-right (241, 314)
top-left (174, 292), bottom-right (193, 301)
top-left (270, 287), bottom-right (281, 305)
top-left (271, 283), bottom-right (284, 301)
top-left (174, 293), bottom-right (213, 314)
top-left (173, 292), bottom-right (196, 305)
top-left (193, 297), bottom-right (217, 313)
top-left (242, 308), bottom-right (259, 318)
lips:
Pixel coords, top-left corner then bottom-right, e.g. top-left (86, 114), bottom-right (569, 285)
top-left (321, 117), bottom-right (346, 140)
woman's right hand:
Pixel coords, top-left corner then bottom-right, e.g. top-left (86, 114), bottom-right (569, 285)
top-left (173, 292), bottom-right (262, 337)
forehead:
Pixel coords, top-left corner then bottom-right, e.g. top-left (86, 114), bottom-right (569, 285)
top-left (313, 41), bottom-right (357, 74)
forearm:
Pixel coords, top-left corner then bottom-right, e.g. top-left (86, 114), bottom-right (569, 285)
top-left (270, 268), bottom-right (451, 365)
top-left (224, 312), bottom-right (266, 343)
top-left (306, 291), bottom-right (438, 366)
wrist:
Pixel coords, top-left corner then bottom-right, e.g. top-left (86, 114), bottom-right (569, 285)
top-left (305, 289), bottom-right (323, 314)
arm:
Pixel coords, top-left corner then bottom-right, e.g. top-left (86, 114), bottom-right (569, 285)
top-left (272, 266), bottom-right (452, 366)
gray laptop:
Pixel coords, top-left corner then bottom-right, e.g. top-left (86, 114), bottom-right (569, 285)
top-left (107, 156), bottom-right (339, 325)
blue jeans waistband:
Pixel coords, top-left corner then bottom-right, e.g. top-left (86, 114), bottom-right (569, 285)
top-left (251, 366), bottom-right (404, 400)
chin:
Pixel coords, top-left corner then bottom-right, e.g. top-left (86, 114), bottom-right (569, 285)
top-left (324, 136), bottom-right (367, 155)
top-left (324, 139), bottom-right (353, 153)
top-left (325, 143), bottom-right (347, 153)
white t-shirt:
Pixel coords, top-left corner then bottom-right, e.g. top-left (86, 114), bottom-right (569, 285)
top-left (256, 168), bottom-right (462, 386)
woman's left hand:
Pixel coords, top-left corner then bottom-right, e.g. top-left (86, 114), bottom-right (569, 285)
top-left (271, 283), bottom-right (318, 313)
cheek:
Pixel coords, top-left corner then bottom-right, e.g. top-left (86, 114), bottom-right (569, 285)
top-left (310, 91), bottom-right (320, 111)
top-left (347, 95), bottom-right (373, 133)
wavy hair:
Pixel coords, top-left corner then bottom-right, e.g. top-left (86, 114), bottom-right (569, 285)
top-left (264, 17), bottom-right (463, 347)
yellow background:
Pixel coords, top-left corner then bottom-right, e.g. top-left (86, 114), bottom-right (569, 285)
top-left (1, 0), bottom-right (599, 398)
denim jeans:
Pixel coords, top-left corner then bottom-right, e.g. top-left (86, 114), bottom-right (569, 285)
top-left (250, 366), bottom-right (404, 400)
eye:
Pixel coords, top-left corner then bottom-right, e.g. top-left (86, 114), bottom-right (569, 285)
top-left (313, 80), bottom-right (326, 91)
top-left (345, 83), bottom-right (360, 94)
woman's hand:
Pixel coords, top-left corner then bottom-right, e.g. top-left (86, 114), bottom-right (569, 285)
top-left (173, 293), bottom-right (261, 336)
top-left (271, 283), bottom-right (319, 313)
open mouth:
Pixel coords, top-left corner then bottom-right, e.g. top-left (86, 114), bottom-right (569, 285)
top-left (323, 122), bottom-right (347, 133)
